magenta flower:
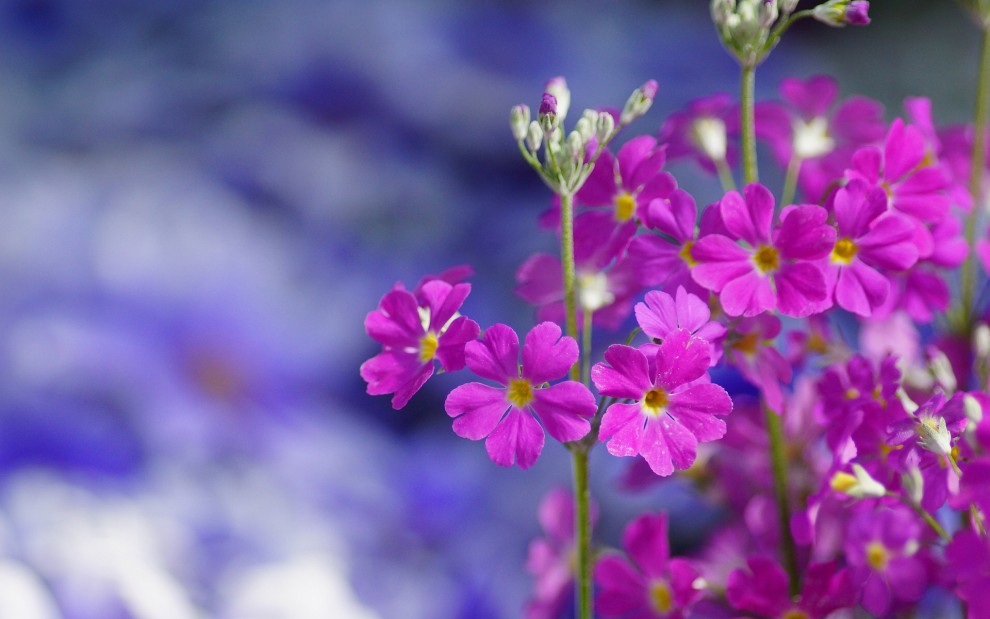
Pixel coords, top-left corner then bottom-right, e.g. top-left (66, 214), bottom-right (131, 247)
top-left (821, 179), bottom-right (919, 316)
top-left (445, 322), bottom-right (595, 468)
top-left (845, 507), bottom-right (926, 616)
top-left (634, 285), bottom-right (726, 364)
top-left (361, 280), bottom-right (480, 409)
top-left (945, 529), bottom-right (990, 615)
top-left (756, 75), bottom-right (885, 202)
top-left (525, 488), bottom-right (598, 619)
top-left (691, 183), bottom-right (835, 317)
top-left (727, 557), bottom-right (855, 619)
top-left (595, 512), bottom-right (703, 619)
top-left (575, 135), bottom-right (675, 225)
top-left (592, 329), bottom-right (732, 476)
top-left (725, 314), bottom-right (792, 414)
top-left (659, 93), bottom-right (738, 174)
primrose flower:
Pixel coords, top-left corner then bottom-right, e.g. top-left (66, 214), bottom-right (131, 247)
top-left (691, 183), bottom-right (835, 317)
top-left (821, 179), bottom-right (919, 316)
top-left (844, 507), bottom-right (926, 616)
top-left (727, 557), bottom-right (855, 619)
top-left (660, 93), bottom-right (738, 174)
top-left (592, 329), bottom-right (732, 476)
top-left (361, 280), bottom-right (480, 409)
top-left (634, 285), bottom-right (726, 364)
top-left (595, 512), bottom-right (704, 619)
top-left (755, 75), bottom-right (885, 201)
top-left (945, 529), bottom-right (990, 614)
top-left (445, 322), bottom-right (595, 469)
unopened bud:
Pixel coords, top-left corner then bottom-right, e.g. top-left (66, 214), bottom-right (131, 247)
top-left (620, 79), bottom-right (658, 125)
top-left (525, 121), bottom-right (543, 152)
top-left (928, 349), bottom-right (957, 395)
top-left (595, 111), bottom-right (616, 143)
top-left (574, 117), bottom-right (594, 143)
top-left (510, 104), bottom-right (530, 141)
top-left (757, 0), bottom-right (779, 28)
top-left (965, 394), bottom-right (984, 424)
top-left (975, 323), bottom-right (990, 359)
top-left (543, 76), bottom-right (571, 123)
top-left (566, 131), bottom-right (584, 162)
top-left (538, 93), bottom-right (559, 136)
top-left (779, 0), bottom-right (799, 13)
top-left (830, 464), bottom-right (886, 499)
top-left (812, 0), bottom-right (871, 27)
top-left (691, 117), bottom-right (728, 161)
top-left (896, 388), bottom-right (919, 414)
top-left (902, 467), bottom-right (924, 505)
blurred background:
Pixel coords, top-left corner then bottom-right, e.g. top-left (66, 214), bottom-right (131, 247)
top-left (0, 0), bottom-right (978, 617)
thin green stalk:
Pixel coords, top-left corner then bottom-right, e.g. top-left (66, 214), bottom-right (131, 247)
top-left (781, 156), bottom-right (802, 208)
top-left (582, 308), bottom-right (593, 385)
top-left (890, 492), bottom-right (951, 541)
top-left (560, 192), bottom-right (580, 381)
top-left (961, 26), bottom-right (990, 331)
top-left (740, 64), bottom-right (759, 185)
top-left (572, 446), bottom-right (592, 619)
top-left (764, 404), bottom-right (799, 597)
top-left (715, 157), bottom-right (737, 193)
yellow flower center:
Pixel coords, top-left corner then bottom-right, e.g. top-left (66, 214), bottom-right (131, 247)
top-left (614, 191), bottom-right (637, 222)
top-left (507, 378), bottom-right (535, 408)
top-left (831, 237), bottom-right (859, 265)
top-left (679, 240), bottom-right (697, 267)
top-left (732, 332), bottom-right (760, 356)
top-left (829, 471), bottom-right (859, 494)
top-left (752, 245), bottom-right (780, 274)
top-left (866, 541), bottom-right (889, 571)
top-left (419, 332), bottom-right (439, 362)
top-left (806, 332), bottom-right (828, 354)
top-left (643, 388), bottom-right (670, 416)
top-left (649, 579), bottom-right (673, 614)
top-left (782, 610), bottom-right (810, 619)
top-left (845, 388), bottom-right (860, 400)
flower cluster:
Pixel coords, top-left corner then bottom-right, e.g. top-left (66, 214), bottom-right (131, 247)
top-left (361, 0), bottom-right (990, 616)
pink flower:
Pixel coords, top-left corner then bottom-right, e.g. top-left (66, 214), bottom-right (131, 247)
top-left (756, 75), bottom-right (885, 202)
top-left (595, 513), bottom-right (703, 619)
top-left (591, 329), bottom-right (732, 476)
top-left (691, 183), bottom-right (835, 317)
top-left (946, 529), bottom-right (990, 616)
top-left (634, 285), bottom-right (726, 364)
top-left (445, 322), bottom-right (595, 468)
top-left (575, 135), bottom-right (675, 224)
top-left (525, 488), bottom-right (598, 619)
top-left (659, 93), bottom-right (738, 174)
top-left (727, 557), bottom-right (855, 619)
top-left (724, 314), bottom-right (792, 414)
top-left (844, 507), bottom-right (927, 616)
top-left (821, 179), bottom-right (919, 316)
top-left (361, 280), bottom-right (480, 409)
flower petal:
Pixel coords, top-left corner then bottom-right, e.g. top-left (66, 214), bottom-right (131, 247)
top-left (485, 408), bottom-right (544, 469)
top-left (532, 382), bottom-right (595, 443)
top-left (446, 382), bottom-right (508, 439)
top-left (522, 322), bottom-right (578, 384)
top-left (669, 383), bottom-right (732, 442)
top-left (592, 345), bottom-right (652, 399)
top-left (466, 324), bottom-right (519, 384)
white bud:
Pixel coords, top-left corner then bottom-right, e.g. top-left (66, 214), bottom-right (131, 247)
top-left (574, 117), bottom-right (594, 143)
top-left (544, 77), bottom-right (571, 123)
top-left (929, 350), bottom-right (957, 395)
top-left (780, 0), bottom-right (799, 13)
top-left (566, 131), bottom-right (584, 163)
top-left (510, 105), bottom-right (530, 141)
top-left (620, 80), bottom-right (658, 125)
top-left (965, 394), bottom-right (984, 424)
top-left (902, 467), bottom-right (925, 505)
top-left (595, 111), bottom-right (616, 143)
top-left (578, 272), bottom-right (615, 312)
top-left (525, 121), bottom-right (543, 152)
top-left (896, 388), bottom-right (919, 414)
top-left (974, 323), bottom-right (990, 359)
top-left (757, 0), bottom-right (779, 27)
top-left (830, 463), bottom-right (886, 499)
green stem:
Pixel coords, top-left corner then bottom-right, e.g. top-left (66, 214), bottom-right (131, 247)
top-left (781, 156), bottom-right (802, 208)
top-left (560, 192), bottom-right (580, 381)
top-left (961, 25), bottom-right (990, 332)
top-left (890, 492), bottom-right (951, 541)
top-left (740, 64), bottom-right (759, 186)
top-left (764, 404), bottom-right (799, 597)
top-left (715, 157), bottom-right (737, 193)
top-left (572, 446), bottom-right (592, 619)
top-left (582, 308), bottom-right (593, 385)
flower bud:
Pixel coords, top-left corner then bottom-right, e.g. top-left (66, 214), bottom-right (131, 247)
top-left (812, 0), bottom-right (871, 27)
top-left (543, 76), bottom-right (571, 123)
top-left (510, 104), bottom-right (530, 141)
top-left (779, 0), bottom-right (799, 13)
top-left (538, 93), bottom-right (559, 136)
top-left (974, 323), bottom-right (990, 359)
top-left (830, 464), bottom-right (886, 499)
top-left (691, 117), bottom-right (728, 162)
top-left (917, 413), bottom-right (953, 458)
top-left (566, 131), bottom-right (584, 163)
top-left (902, 467), bottom-right (924, 505)
top-left (620, 79), bottom-right (658, 125)
top-left (574, 116), bottom-right (594, 143)
top-left (965, 394), bottom-right (984, 424)
top-left (928, 349), bottom-right (957, 395)
top-left (595, 111), bottom-right (616, 143)
top-left (525, 121), bottom-right (543, 152)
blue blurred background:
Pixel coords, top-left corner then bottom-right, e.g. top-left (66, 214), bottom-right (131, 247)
top-left (0, 0), bottom-right (976, 617)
